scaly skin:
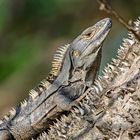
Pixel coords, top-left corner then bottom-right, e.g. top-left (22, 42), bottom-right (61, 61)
top-left (0, 18), bottom-right (112, 140)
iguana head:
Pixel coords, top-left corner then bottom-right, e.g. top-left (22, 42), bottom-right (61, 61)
top-left (70, 18), bottom-right (111, 69)
top-left (68, 18), bottom-right (112, 85)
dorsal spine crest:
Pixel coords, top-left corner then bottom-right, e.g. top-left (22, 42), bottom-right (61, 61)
top-left (29, 44), bottom-right (69, 99)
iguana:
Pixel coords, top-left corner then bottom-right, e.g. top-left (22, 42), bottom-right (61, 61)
top-left (0, 18), bottom-right (112, 140)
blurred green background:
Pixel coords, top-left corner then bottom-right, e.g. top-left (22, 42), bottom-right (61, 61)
top-left (0, 0), bottom-right (139, 116)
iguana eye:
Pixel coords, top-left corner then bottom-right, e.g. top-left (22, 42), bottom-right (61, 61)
top-left (84, 32), bottom-right (92, 37)
top-left (82, 27), bottom-right (96, 39)
top-left (72, 50), bottom-right (80, 57)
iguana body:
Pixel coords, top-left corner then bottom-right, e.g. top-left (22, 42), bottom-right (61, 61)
top-left (0, 18), bottom-right (112, 140)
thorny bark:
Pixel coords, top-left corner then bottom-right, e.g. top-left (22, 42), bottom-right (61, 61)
top-left (36, 18), bottom-right (140, 140)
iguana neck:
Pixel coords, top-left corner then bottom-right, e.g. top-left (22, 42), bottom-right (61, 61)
top-left (53, 44), bottom-right (102, 88)
top-left (84, 47), bottom-right (102, 86)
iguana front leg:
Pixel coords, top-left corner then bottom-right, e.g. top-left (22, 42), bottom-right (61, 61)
top-left (53, 82), bottom-right (86, 111)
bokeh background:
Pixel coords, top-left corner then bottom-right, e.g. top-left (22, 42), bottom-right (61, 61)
top-left (0, 0), bottom-right (139, 116)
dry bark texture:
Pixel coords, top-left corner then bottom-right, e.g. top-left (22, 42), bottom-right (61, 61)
top-left (36, 18), bottom-right (140, 140)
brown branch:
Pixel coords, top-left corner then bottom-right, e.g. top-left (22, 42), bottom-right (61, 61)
top-left (97, 0), bottom-right (140, 41)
